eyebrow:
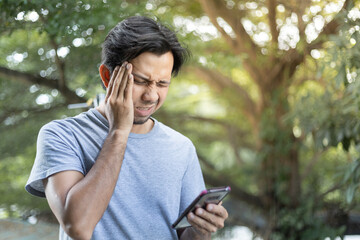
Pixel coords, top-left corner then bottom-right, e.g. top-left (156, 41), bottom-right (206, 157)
top-left (132, 72), bottom-right (171, 84)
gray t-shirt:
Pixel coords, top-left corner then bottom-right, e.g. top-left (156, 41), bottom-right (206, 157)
top-left (25, 108), bottom-right (205, 239)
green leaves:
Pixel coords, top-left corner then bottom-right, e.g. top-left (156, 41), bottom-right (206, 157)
top-left (342, 158), bottom-right (360, 204)
top-left (272, 202), bottom-right (347, 240)
top-left (1, 0), bottom-right (360, 237)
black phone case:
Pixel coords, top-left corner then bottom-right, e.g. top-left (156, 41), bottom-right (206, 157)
top-left (172, 186), bottom-right (231, 229)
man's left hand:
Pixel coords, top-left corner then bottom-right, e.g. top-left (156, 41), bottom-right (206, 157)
top-left (186, 201), bottom-right (229, 236)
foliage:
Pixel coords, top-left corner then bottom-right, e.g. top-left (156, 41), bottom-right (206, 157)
top-left (272, 204), bottom-right (346, 240)
top-left (0, 148), bottom-right (49, 218)
top-left (0, 0), bottom-right (149, 220)
top-left (0, 0), bottom-right (360, 239)
top-left (291, 9), bottom-right (360, 205)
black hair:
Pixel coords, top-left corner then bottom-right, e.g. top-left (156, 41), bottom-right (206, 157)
top-left (101, 16), bottom-right (189, 82)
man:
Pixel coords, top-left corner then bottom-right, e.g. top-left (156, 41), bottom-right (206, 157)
top-left (26, 16), bottom-right (228, 239)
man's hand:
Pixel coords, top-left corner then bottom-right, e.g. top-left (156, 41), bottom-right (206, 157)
top-left (183, 202), bottom-right (228, 238)
top-left (104, 62), bottom-right (134, 133)
top-left (43, 62), bottom-right (135, 240)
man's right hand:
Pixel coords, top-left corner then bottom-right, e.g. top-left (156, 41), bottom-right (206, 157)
top-left (43, 62), bottom-right (134, 240)
top-left (104, 62), bottom-right (134, 133)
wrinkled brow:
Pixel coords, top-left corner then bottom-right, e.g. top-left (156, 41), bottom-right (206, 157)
top-left (132, 72), bottom-right (171, 84)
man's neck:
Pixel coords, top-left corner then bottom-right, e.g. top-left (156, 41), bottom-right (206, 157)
top-left (130, 119), bottom-right (154, 134)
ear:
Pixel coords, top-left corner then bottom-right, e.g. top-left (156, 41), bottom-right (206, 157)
top-left (99, 64), bottom-right (111, 88)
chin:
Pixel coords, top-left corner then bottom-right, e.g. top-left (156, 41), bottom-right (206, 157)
top-left (133, 116), bottom-right (151, 125)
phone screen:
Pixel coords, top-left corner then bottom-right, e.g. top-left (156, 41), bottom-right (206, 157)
top-left (172, 186), bottom-right (231, 229)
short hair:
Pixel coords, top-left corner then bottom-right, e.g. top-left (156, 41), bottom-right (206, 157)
top-left (101, 16), bottom-right (189, 80)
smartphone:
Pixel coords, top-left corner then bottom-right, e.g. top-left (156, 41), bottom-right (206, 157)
top-left (172, 186), bottom-right (231, 229)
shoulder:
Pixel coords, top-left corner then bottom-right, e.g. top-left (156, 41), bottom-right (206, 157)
top-left (37, 120), bottom-right (75, 147)
top-left (156, 121), bottom-right (194, 147)
top-left (39, 110), bottom-right (94, 139)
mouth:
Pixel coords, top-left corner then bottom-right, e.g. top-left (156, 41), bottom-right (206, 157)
top-left (135, 105), bottom-right (154, 117)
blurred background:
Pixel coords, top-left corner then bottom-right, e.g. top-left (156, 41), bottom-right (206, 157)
top-left (0, 0), bottom-right (360, 239)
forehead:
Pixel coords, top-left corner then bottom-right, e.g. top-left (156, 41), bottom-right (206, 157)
top-left (130, 52), bottom-right (174, 79)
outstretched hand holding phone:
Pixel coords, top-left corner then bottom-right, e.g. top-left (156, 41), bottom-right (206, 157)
top-left (175, 187), bottom-right (230, 239)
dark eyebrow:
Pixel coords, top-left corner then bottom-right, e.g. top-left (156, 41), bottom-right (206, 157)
top-left (132, 72), bottom-right (171, 84)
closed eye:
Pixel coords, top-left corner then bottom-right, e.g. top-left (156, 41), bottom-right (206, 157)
top-left (156, 82), bottom-right (170, 88)
top-left (133, 77), bottom-right (147, 85)
top-left (133, 73), bottom-right (170, 87)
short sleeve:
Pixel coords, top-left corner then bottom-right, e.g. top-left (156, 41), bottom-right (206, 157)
top-left (179, 145), bottom-right (206, 215)
top-left (25, 122), bottom-right (85, 198)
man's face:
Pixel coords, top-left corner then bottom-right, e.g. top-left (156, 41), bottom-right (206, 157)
top-left (129, 51), bottom-right (173, 125)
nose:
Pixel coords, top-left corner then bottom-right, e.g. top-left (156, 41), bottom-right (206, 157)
top-left (142, 85), bottom-right (158, 103)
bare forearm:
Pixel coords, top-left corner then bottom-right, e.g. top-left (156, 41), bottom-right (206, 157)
top-left (63, 130), bottom-right (128, 237)
top-left (44, 63), bottom-right (135, 240)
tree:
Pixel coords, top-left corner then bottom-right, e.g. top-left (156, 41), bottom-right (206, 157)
top-left (0, 0), bottom-right (359, 239)
top-left (155, 0), bottom-right (360, 238)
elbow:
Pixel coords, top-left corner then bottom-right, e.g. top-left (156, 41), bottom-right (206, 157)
top-left (62, 218), bottom-right (93, 240)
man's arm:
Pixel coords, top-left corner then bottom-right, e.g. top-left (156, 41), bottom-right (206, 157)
top-left (43, 63), bottom-right (134, 240)
top-left (177, 202), bottom-right (229, 240)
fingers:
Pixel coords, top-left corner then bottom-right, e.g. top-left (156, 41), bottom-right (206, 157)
top-left (124, 73), bottom-right (133, 101)
top-left (105, 65), bottom-right (120, 103)
top-left (187, 204), bottom-right (228, 235)
top-left (206, 203), bottom-right (228, 219)
top-left (118, 63), bottom-right (132, 100)
top-left (106, 62), bottom-right (133, 102)
top-left (187, 210), bottom-right (218, 234)
top-left (112, 63), bottom-right (126, 100)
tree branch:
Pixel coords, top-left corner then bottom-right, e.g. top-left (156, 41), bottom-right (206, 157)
top-left (317, 182), bottom-right (344, 202)
top-left (284, 0), bottom-right (350, 86)
top-left (197, 152), bottom-right (265, 211)
top-left (0, 103), bottom-right (68, 133)
top-left (227, 129), bottom-right (245, 165)
top-left (186, 115), bottom-right (251, 164)
top-left (223, 198), bottom-right (268, 236)
top-left (320, 0), bottom-right (350, 34)
top-left (199, 0), bottom-right (259, 57)
top-left (0, 66), bottom-right (86, 103)
top-left (202, 8), bottom-right (239, 52)
top-left (198, 0), bottom-right (265, 85)
top-left (0, 102), bottom-right (70, 124)
top-left (266, 0), bottom-right (350, 90)
top-left (156, 110), bottom-right (248, 135)
top-left (300, 149), bottom-right (328, 182)
top-left (267, 0), bottom-right (278, 44)
top-left (192, 66), bottom-right (259, 130)
top-left (198, 155), bottom-right (265, 211)
top-left (190, 149), bottom-right (269, 233)
top-left (307, 0), bottom-right (350, 51)
top-left (296, 0), bottom-right (310, 42)
top-left (50, 39), bottom-right (66, 91)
